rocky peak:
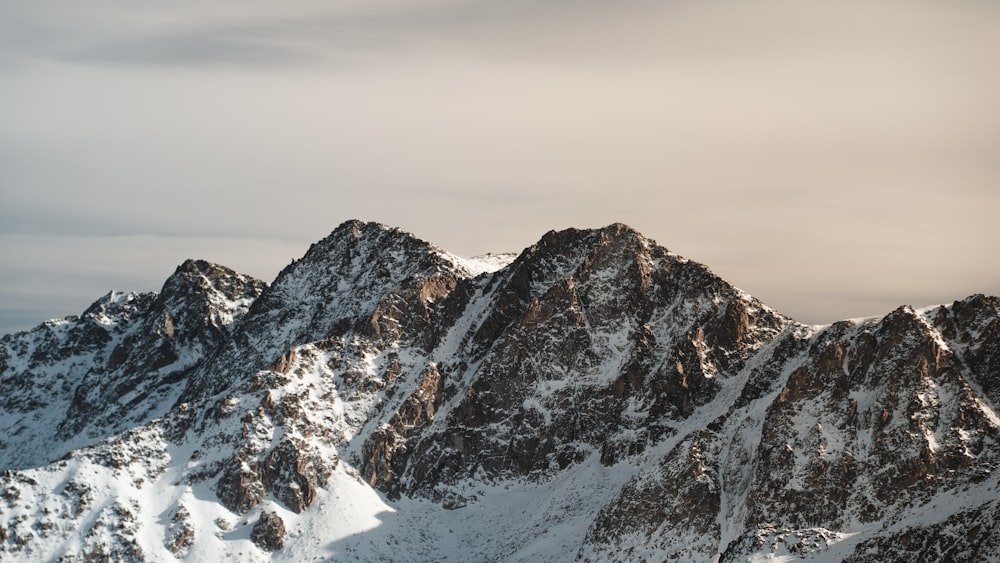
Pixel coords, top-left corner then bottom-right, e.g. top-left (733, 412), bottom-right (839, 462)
top-left (1, 221), bottom-right (997, 562)
top-left (250, 220), bottom-right (461, 327)
top-left (161, 258), bottom-right (263, 299)
top-left (180, 220), bottom-right (473, 400)
top-left (286, 220), bottom-right (454, 279)
top-left (0, 259), bottom-right (265, 470)
top-left (470, 224), bottom-right (661, 349)
top-left (362, 225), bottom-right (790, 496)
top-left (80, 290), bottom-right (157, 328)
top-left (926, 294), bottom-right (1000, 407)
top-left (157, 259), bottom-right (267, 339)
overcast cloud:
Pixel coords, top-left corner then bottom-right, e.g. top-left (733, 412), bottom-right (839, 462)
top-left (1, 0), bottom-right (998, 333)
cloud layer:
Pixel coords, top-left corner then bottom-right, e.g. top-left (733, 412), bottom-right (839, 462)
top-left (2, 0), bottom-right (998, 332)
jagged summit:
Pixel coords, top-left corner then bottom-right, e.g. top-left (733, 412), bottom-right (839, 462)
top-left (0, 258), bottom-right (265, 471)
top-left (158, 259), bottom-right (267, 336)
top-left (261, 220), bottom-right (466, 316)
top-left (80, 289), bottom-right (156, 326)
top-left (288, 220), bottom-right (449, 274)
top-left (0, 222), bottom-right (997, 562)
top-left (180, 220), bottom-right (477, 400)
top-left (297, 219), bottom-right (513, 280)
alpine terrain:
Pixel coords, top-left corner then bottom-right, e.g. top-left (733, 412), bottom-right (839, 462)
top-left (1, 220), bottom-right (997, 562)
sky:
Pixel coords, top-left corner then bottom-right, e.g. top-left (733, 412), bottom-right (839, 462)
top-left (1, 0), bottom-right (998, 334)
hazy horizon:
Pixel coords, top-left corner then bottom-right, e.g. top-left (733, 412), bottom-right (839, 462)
top-left (2, 0), bottom-right (999, 334)
top-left (1, 217), bottom-right (995, 334)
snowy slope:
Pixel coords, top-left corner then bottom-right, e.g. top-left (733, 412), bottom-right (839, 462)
top-left (0, 220), bottom-right (997, 562)
top-left (0, 260), bottom-right (265, 470)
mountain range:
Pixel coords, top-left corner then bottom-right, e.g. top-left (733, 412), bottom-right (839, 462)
top-left (1, 220), bottom-right (997, 561)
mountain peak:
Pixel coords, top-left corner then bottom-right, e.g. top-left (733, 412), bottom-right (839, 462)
top-left (335, 218), bottom-right (394, 239)
top-left (285, 219), bottom-right (454, 280)
top-left (268, 220), bottom-right (458, 309)
top-left (533, 222), bottom-right (646, 250)
top-left (318, 218), bottom-right (430, 249)
top-left (162, 258), bottom-right (263, 293)
top-left (180, 220), bottom-right (470, 399)
top-left (598, 221), bottom-right (644, 239)
top-left (2, 221), bottom-right (998, 562)
top-left (170, 258), bottom-right (249, 282)
top-left (174, 257), bottom-right (218, 274)
top-left (157, 259), bottom-right (267, 335)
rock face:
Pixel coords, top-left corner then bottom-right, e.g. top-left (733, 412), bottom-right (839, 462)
top-left (363, 225), bottom-right (789, 500)
top-left (0, 220), bottom-right (997, 562)
top-left (180, 220), bottom-right (468, 402)
top-left (250, 511), bottom-right (285, 551)
top-left (0, 259), bottom-right (265, 470)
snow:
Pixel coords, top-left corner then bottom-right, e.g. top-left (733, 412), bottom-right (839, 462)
top-left (522, 397), bottom-right (553, 426)
top-left (3, 223), bottom-right (998, 563)
top-left (715, 326), bottom-right (816, 555)
top-left (0, 444), bottom-right (623, 563)
top-left (445, 252), bottom-right (518, 277)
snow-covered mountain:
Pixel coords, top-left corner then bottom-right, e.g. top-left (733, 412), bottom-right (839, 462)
top-left (0, 220), bottom-right (997, 562)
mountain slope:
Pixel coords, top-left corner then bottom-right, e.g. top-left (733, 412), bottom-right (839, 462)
top-left (0, 220), bottom-right (996, 562)
top-left (0, 259), bottom-right (265, 470)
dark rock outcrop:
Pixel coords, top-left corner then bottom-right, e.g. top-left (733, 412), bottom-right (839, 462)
top-left (0, 260), bottom-right (265, 470)
top-left (251, 510), bottom-right (286, 551)
top-left (385, 224), bottom-right (788, 495)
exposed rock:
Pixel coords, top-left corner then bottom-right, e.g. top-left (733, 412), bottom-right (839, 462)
top-left (216, 457), bottom-right (266, 514)
top-left (584, 432), bottom-right (723, 561)
top-left (215, 436), bottom-right (337, 515)
top-left (0, 260), bottom-right (265, 470)
top-left (844, 498), bottom-right (1000, 562)
top-left (1, 220), bottom-right (997, 562)
top-left (385, 225), bottom-right (788, 495)
top-left (363, 364), bottom-right (443, 495)
top-left (720, 525), bottom-right (848, 562)
top-left (260, 439), bottom-right (335, 513)
top-left (744, 306), bottom-right (1000, 532)
top-left (165, 505), bottom-right (195, 556)
top-left (251, 510), bottom-right (286, 551)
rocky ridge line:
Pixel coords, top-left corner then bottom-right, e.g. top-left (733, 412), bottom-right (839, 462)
top-left (0, 220), bottom-right (996, 562)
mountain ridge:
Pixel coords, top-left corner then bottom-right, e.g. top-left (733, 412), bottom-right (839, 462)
top-left (0, 220), bottom-right (997, 561)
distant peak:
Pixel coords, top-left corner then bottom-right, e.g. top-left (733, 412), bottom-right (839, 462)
top-left (175, 258), bottom-right (223, 276)
top-left (269, 220), bottom-right (460, 301)
top-left (331, 219), bottom-right (395, 240)
top-left (597, 222), bottom-right (653, 246)
top-left (167, 259), bottom-right (255, 286)
top-left (317, 220), bottom-right (426, 249)
top-left (83, 289), bottom-right (141, 311)
top-left (529, 223), bottom-right (653, 258)
top-left (159, 259), bottom-right (266, 309)
top-left (599, 222), bottom-right (641, 237)
top-left (80, 289), bottom-right (152, 326)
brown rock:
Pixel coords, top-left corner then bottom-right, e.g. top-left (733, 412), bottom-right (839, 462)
top-left (251, 511), bottom-right (285, 551)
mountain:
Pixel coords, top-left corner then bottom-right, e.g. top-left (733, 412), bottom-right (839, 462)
top-left (0, 220), bottom-right (997, 562)
top-left (0, 259), bottom-right (265, 470)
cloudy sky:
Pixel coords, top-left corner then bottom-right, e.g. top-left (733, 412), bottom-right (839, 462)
top-left (1, 0), bottom-right (998, 333)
